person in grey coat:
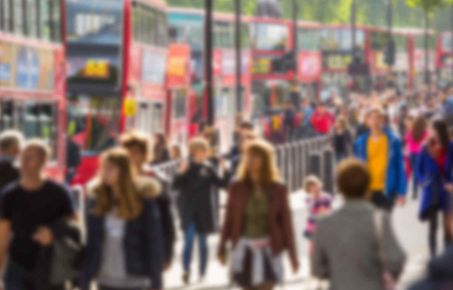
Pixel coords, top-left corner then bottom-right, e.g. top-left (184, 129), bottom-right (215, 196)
top-left (312, 158), bottom-right (406, 290)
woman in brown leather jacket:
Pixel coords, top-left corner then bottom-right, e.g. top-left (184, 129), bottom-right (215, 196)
top-left (218, 139), bottom-right (299, 290)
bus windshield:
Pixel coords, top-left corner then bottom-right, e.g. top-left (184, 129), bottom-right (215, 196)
top-left (67, 96), bottom-right (121, 154)
top-left (320, 28), bottom-right (364, 51)
top-left (67, 0), bottom-right (123, 45)
top-left (252, 23), bottom-right (289, 51)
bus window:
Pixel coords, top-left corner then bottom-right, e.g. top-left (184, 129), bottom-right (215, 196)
top-left (214, 21), bottom-right (234, 49)
top-left (298, 29), bottom-right (320, 51)
top-left (67, 0), bottom-right (123, 45)
top-left (172, 89), bottom-right (187, 120)
top-left (39, 0), bottom-right (51, 41)
top-left (49, 0), bottom-right (61, 42)
top-left (415, 35), bottom-right (437, 50)
top-left (13, 0), bottom-right (24, 35)
top-left (157, 11), bottom-right (168, 47)
top-left (0, 100), bottom-right (15, 130)
top-left (394, 35), bottom-right (406, 52)
top-left (443, 34), bottom-right (452, 52)
top-left (320, 28), bottom-right (364, 51)
top-left (252, 23), bottom-right (289, 51)
top-left (67, 96), bottom-right (121, 153)
top-left (371, 32), bottom-right (388, 51)
top-left (0, 0), bottom-right (12, 32)
top-left (136, 101), bottom-right (163, 135)
top-left (25, 0), bottom-right (38, 38)
top-left (241, 24), bottom-right (250, 49)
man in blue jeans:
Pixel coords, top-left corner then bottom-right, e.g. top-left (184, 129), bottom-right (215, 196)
top-left (0, 140), bottom-right (76, 290)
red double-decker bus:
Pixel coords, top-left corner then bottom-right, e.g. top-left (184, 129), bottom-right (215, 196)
top-left (168, 8), bottom-right (252, 152)
top-left (319, 24), bottom-right (368, 96)
top-left (0, 0), bottom-right (66, 180)
top-left (437, 31), bottom-right (452, 84)
top-left (297, 20), bottom-right (323, 101)
top-left (66, 0), bottom-right (168, 185)
top-left (249, 17), bottom-right (295, 139)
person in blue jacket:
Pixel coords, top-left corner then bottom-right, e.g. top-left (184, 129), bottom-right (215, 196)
top-left (354, 107), bottom-right (407, 211)
top-left (416, 118), bottom-right (453, 257)
top-left (80, 147), bottom-right (164, 290)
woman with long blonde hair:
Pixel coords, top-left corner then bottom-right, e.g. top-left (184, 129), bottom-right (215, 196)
top-left (218, 140), bottom-right (299, 290)
top-left (80, 147), bottom-right (164, 290)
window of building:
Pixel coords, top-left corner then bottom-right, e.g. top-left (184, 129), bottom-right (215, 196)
top-left (40, 0), bottom-right (51, 41)
top-left (0, 100), bottom-right (58, 157)
top-left (25, 0), bottom-right (38, 37)
top-left (0, 0), bottom-right (13, 32)
top-left (49, 0), bottom-right (61, 42)
top-left (13, 0), bottom-right (24, 35)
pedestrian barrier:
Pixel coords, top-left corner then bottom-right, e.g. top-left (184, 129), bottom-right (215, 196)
top-left (152, 136), bottom-right (335, 193)
top-left (70, 136), bottom-right (335, 222)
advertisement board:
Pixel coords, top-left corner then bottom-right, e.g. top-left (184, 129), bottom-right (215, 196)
top-left (298, 51), bottom-right (322, 83)
top-left (166, 44), bottom-right (191, 87)
top-left (0, 42), bottom-right (55, 91)
top-left (0, 41), bottom-right (15, 87)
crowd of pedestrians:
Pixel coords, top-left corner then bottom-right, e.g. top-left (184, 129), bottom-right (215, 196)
top-left (0, 83), bottom-right (452, 290)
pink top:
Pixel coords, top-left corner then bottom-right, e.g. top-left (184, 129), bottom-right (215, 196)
top-left (405, 131), bottom-right (427, 154)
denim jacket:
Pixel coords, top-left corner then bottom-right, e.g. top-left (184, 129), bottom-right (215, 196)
top-left (80, 198), bottom-right (164, 290)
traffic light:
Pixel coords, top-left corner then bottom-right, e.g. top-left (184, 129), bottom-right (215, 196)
top-left (385, 37), bottom-right (396, 67)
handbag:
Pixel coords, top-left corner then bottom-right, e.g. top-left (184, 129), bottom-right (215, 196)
top-left (373, 210), bottom-right (397, 290)
top-left (49, 230), bottom-right (83, 285)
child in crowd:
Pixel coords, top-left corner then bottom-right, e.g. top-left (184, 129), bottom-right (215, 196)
top-left (304, 175), bottom-right (332, 252)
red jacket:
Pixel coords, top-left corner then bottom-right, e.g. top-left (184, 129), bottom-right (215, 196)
top-left (311, 110), bottom-right (334, 134)
top-left (218, 181), bottom-right (299, 269)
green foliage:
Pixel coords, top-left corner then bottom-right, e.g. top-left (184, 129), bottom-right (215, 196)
top-left (166, 0), bottom-right (453, 31)
top-left (406, 0), bottom-right (450, 13)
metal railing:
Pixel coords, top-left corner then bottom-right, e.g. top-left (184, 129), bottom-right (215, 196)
top-left (152, 136), bottom-right (335, 193)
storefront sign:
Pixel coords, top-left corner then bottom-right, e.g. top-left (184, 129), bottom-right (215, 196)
top-left (298, 51), bottom-right (322, 83)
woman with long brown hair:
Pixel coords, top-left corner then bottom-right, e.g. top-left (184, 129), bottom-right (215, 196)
top-left (80, 148), bottom-right (164, 290)
top-left (218, 140), bottom-right (299, 290)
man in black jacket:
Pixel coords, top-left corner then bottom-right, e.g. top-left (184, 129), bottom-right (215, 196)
top-left (0, 130), bottom-right (22, 192)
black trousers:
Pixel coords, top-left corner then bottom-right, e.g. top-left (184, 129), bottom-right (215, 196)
top-left (371, 191), bottom-right (395, 212)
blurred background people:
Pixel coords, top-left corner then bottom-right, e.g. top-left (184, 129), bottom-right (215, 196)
top-left (152, 133), bottom-right (170, 165)
top-left (415, 119), bottom-right (453, 257)
top-left (332, 117), bottom-right (353, 163)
